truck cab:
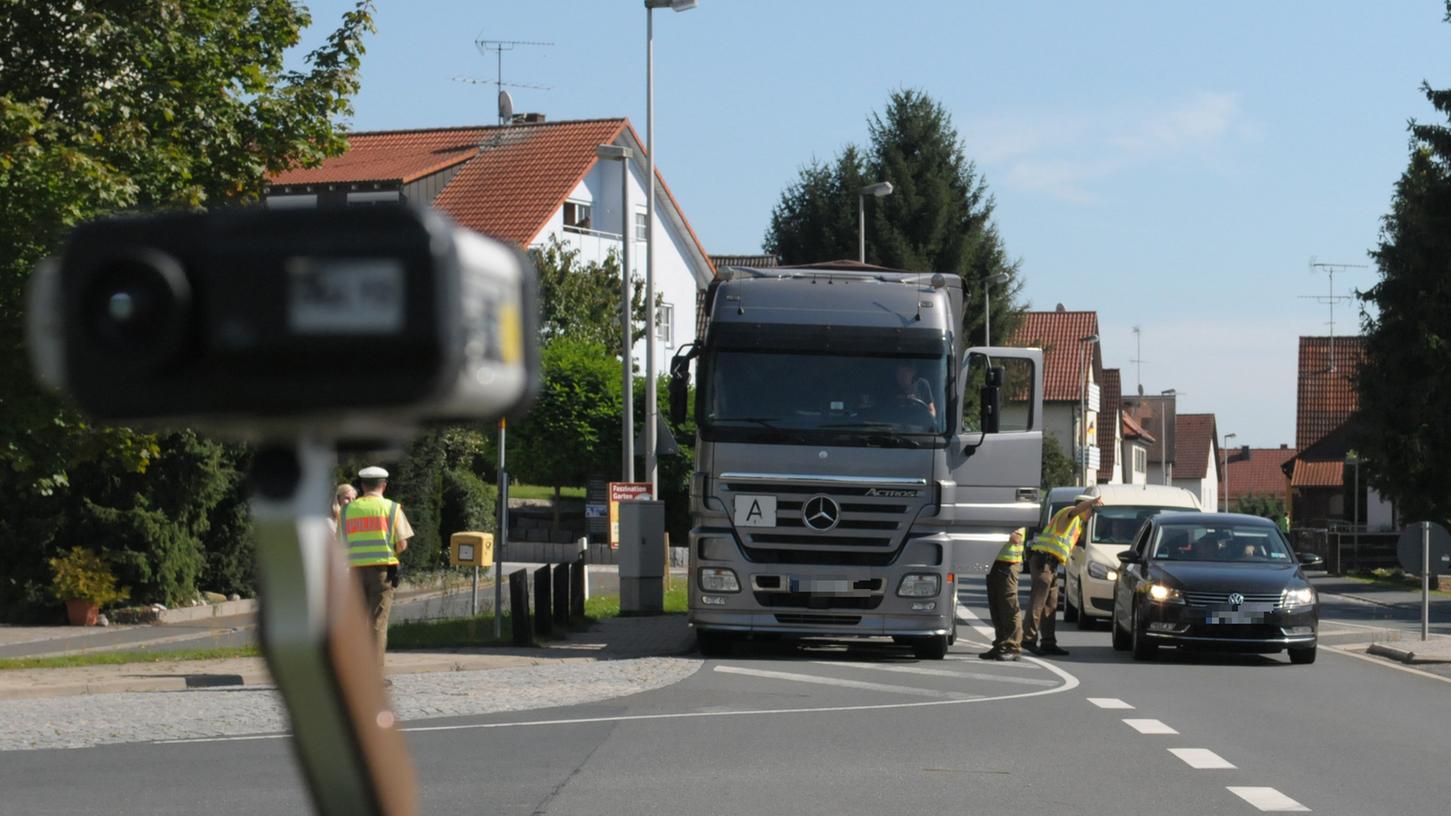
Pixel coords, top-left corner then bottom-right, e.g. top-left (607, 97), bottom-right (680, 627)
top-left (671, 265), bottom-right (1043, 658)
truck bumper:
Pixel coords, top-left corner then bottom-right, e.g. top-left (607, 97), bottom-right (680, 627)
top-left (690, 608), bottom-right (951, 637)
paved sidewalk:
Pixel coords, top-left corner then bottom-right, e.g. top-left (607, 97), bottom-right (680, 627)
top-left (1310, 574), bottom-right (1451, 612)
top-left (0, 612), bottom-right (694, 700)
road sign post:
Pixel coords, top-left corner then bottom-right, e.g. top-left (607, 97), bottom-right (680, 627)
top-left (1397, 521), bottom-right (1451, 642)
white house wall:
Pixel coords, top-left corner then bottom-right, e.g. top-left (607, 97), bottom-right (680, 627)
top-left (1172, 449), bottom-right (1218, 511)
top-left (539, 159), bottom-right (702, 375)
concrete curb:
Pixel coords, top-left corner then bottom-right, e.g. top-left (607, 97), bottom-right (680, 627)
top-left (1316, 590), bottom-right (1418, 611)
top-left (1366, 641), bottom-right (1451, 665)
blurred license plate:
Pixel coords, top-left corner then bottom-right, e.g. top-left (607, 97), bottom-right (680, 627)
top-left (1207, 612), bottom-right (1266, 624)
top-left (791, 578), bottom-right (850, 593)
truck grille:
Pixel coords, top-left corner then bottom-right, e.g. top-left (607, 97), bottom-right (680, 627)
top-left (722, 478), bottom-right (926, 565)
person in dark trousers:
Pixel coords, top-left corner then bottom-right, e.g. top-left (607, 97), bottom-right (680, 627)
top-left (980, 527), bottom-right (1026, 661)
top-left (1022, 494), bottom-right (1100, 657)
top-left (340, 466), bottom-right (413, 673)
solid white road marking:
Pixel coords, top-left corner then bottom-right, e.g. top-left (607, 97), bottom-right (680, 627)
top-left (815, 661), bottom-right (1059, 687)
top-left (1327, 644), bottom-right (1451, 685)
top-left (713, 665), bottom-right (977, 698)
top-left (1169, 748), bottom-right (1236, 769)
top-left (1086, 697), bottom-right (1134, 709)
top-left (955, 604), bottom-right (995, 638)
top-left (156, 657), bottom-right (1081, 746)
top-left (1123, 718), bottom-right (1178, 735)
top-left (1228, 786), bottom-right (1310, 812)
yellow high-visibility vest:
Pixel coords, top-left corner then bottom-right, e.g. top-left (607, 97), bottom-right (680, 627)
top-left (1030, 506), bottom-right (1083, 563)
top-left (343, 495), bottom-right (401, 568)
top-left (995, 530), bottom-right (1026, 564)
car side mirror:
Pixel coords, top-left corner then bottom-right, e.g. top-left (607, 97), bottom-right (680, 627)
top-left (1296, 551), bottom-right (1324, 568)
top-left (1117, 551), bottom-right (1142, 565)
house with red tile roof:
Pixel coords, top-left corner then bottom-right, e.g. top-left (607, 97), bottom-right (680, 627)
top-left (1222, 445), bottom-right (1297, 511)
top-left (267, 117), bottom-right (716, 371)
top-left (1005, 308), bottom-right (1103, 485)
top-left (1172, 413), bottom-right (1221, 510)
top-left (1279, 336), bottom-right (1395, 530)
top-left (1120, 405), bottom-right (1157, 486)
top-left (1096, 368), bottom-right (1123, 484)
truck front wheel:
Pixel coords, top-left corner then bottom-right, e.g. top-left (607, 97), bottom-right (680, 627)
top-left (911, 634), bottom-right (950, 660)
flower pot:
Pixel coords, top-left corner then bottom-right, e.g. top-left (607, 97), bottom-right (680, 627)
top-left (65, 599), bottom-right (99, 626)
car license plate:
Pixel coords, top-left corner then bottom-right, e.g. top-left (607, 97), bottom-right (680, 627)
top-left (733, 494), bottom-right (777, 527)
top-left (1206, 612), bottom-right (1266, 624)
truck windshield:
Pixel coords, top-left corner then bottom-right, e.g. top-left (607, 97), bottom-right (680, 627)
top-left (704, 350), bottom-right (948, 439)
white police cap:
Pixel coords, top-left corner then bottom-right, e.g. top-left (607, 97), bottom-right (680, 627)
top-left (358, 466), bottom-right (389, 480)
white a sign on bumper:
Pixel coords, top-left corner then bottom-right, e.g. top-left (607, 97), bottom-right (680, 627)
top-left (733, 495), bottom-right (777, 527)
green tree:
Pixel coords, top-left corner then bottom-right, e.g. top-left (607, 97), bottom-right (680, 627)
top-left (510, 338), bottom-right (624, 524)
top-left (1233, 493), bottom-right (1285, 521)
top-left (0, 1), bottom-right (375, 619)
top-left (532, 237), bottom-right (649, 359)
top-left (1041, 435), bottom-right (1076, 491)
top-left (1357, 1), bottom-right (1451, 525)
top-left (764, 89), bottom-right (1024, 346)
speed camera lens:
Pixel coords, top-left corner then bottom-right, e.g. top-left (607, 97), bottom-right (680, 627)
top-left (82, 249), bottom-right (191, 364)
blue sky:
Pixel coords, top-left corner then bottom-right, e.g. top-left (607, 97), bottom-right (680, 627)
top-left (295, 1), bottom-right (1450, 449)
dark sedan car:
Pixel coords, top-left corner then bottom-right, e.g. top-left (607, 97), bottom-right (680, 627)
top-left (1111, 512), bottom-right (1324, 664)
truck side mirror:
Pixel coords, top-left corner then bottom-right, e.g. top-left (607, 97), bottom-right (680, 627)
top-left (980, 365), bottom-right (1003, 434)
top-left (669, 344), bottom-right (697, 425)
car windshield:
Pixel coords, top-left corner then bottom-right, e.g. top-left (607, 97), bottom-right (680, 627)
top-left (1090, 506), bottom-right (1182, 545)
top-left (704, 350), bottom-right (949, 437)
top-left (1151, 523), bottom-right (1295, 563)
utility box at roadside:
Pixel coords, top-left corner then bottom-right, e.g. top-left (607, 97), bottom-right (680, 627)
top-left (450, 532), bottom-right (494, 568)
top-left (618, 500), bottom-right (665, 614)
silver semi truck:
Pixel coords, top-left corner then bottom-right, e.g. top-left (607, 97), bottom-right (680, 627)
top-left (668, 264), bottom-right (1045, 659)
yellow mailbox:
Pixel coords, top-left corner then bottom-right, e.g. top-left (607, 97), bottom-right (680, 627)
top-left (450, 532), bottom-right (494, 567)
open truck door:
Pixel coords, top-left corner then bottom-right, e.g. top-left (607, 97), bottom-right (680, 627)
top-left (946, 346), bottom-right (1044, 575)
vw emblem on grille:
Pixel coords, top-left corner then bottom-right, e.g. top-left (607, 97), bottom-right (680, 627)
top-left (802, 495), bottom-right (841, 531)
top-left (1228, 592), bottom-right (1245, 607)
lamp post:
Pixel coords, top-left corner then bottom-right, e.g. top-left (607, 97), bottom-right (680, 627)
top-left (596, 143), bottom-right (636, 481)
top-left (1159, 388), bottom-right (1176, 485)
top-left (983, 271), bottom-right (1010, 346)
top-left (1345, 450), bottom-right (1360, 567)
top-left (1222, 432), bottom-right (1237, 512)
top-left (1078, 334), bottom-right (1099, 484)
top-left (858, 181), bottom-right (893, 263)
top-left (644, 0), bottom-right (697, 496)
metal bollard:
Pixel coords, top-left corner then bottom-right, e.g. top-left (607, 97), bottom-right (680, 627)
top-left (570, 557), bottom-right (586, 621)
top-left (553, 562), bottom-right (570, 628)
top-left (534, 565), bottom-right (553, 638)
top-left (509, 569), bottom-right (531, 646)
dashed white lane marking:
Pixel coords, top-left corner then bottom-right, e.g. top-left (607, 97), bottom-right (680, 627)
top-left (1086, 697), bottom-right (1134, 709)
top-left (713, 665), bottom-right (979, 698)
top-left (1123, 718), bottom-right (1178, 735)
top-left (1169, 748), bottom-right (1236, 769)
top-left (1228, 786), bottom-right (1310, 812)
top-left (815, 661), bottom-right (1059, 687)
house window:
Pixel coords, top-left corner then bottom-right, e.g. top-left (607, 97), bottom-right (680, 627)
top-left (346, 190), bottom-right (401, 207)
top-left (1132, 447), bottom-right (1147, 475)
top-left (635, 211), bottom-right (648, 240)
top-left (656, 302), bottom-right (674, 348)
top-left (563, 201), bottom-right (592, 232)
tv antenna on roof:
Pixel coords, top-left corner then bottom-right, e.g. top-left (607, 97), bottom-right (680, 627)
top-left (452, 38), bottom-right (554, 125)
top-left (1299, 257), bottom-right (1368, 373)
top-left (1130, 325), bottom-right (1147, 394)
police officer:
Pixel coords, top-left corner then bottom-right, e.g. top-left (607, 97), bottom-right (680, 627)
top-left (1022, 494), bottom-right (1100, 657)
top-left (340, 466), bottom-right (414, 670)
top-left (980, 527), bottom-right (1026, 661)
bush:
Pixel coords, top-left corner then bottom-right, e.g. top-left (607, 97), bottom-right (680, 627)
top-left (49, 547), bottom-right (129, 607)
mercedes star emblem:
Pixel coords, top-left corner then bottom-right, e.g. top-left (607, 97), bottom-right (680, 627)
top-left (802, 495), bottom-right (841, 531)
top-left (1228, 592), bottom-right (1245, 607)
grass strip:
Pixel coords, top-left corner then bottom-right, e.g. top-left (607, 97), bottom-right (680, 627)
top-left (0, 645), bottom-right (260, 671)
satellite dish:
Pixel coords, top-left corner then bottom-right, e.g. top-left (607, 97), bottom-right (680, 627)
top-left (498, 90), bottom-right (514, 123)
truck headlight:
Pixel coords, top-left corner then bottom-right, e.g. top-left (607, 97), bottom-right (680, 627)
top-left (1087, 561), bottom-right (1117, 582)
top-left (698, 568), bottom-right (740, 593)
top-left (897, 573), bottom-right (941, 598)
top-left (1282, 587), bottom-right (1315, 608)
top-left (1147, 584), bottom-right (1183, 604)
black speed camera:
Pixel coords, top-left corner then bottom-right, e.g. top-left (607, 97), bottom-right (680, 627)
top-left (28, 206), bottom-right (538, 439)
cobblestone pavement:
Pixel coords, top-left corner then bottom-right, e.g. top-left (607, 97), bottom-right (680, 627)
top-left (0, 656), bottom-right (701, 752)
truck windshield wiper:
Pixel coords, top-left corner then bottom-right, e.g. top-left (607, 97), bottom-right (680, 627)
top-left (714, 416), bottom-right (808, 443)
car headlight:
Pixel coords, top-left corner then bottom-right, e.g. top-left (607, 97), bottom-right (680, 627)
top-left (897, 573), bottom-right (941, 598)
top-left (1087, 561), bottom-right (1117, 582)
top-left (1282, 587), bottom-right (1315, 607)
top-left (698, 567), bottom-right (740, 593)
top-left (1147, 584), bottom-right (1183, 604)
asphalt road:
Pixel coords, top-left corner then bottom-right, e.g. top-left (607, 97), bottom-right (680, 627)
top-left (2, 575), bottom-right (1448, 815)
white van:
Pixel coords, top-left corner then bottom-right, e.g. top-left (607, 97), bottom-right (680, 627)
top-left (1062, 484), bottom-right (1201, 627)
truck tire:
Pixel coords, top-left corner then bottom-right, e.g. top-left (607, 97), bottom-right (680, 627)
top-left (911, 634), bottom-right (950, 660)
top-left (696, 630), bottom-right (736, 658)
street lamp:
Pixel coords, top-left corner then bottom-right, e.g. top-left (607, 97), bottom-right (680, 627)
top-left (1159, 388), bottom-right (1176, 485)
top-left (1078, 334), bottom-right (1099, 484)
top-left (644, 0), bottom-right (697, 496)
top-left (858, 181), bottom-right (893, 263)
top-left (1222, 432), bottom-right (1237, 512)
top-left (1345, 450), bottom-right (1360, 566)
top-left (597, 143), bottom-right (636, 481)
top-left (983, 271), bottom-right (1010, 346)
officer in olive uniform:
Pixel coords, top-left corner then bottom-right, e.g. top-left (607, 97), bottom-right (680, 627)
top-left (1022, 495), bottom-right (1100, 657)
top-left (340, 466), bottom-right (414, 670)
top-left (980, 528), bottom-right (1027, 661)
